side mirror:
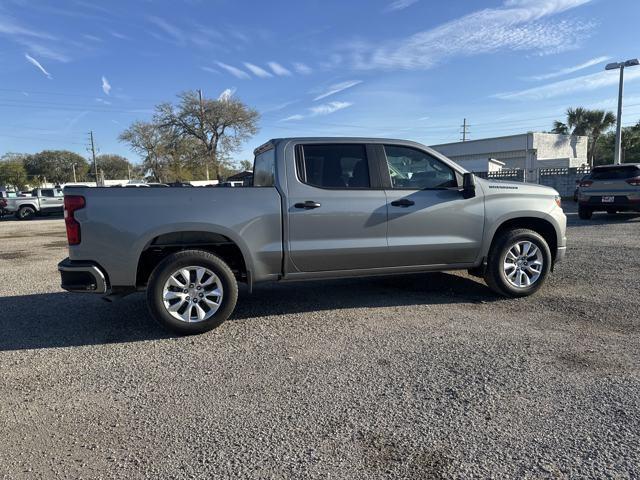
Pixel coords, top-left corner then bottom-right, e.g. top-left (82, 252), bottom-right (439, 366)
top-left (462, 172), bottom-right (476, 199)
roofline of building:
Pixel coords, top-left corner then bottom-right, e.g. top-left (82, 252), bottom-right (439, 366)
top-left (431, 131), bottom-right (587, 148)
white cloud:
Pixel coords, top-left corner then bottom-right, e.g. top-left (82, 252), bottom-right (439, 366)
top-left (201, 66), bottom-right (219, 75)
top-left (313, 80), bottom-right (362, 101)
top-left (310, 101), bottom-right (353, 116)
top-left (268, 61), bottom-right (291, 76)
top-left (24, 53), bottom-right (52, 79)
top-left (0, 16), bottom-right (55, 39)
top-left (494, 69), bottom-right (640, 101)
top-left (385, 0), bottom-right (419, 12)
top-left (95, 97), bottom-right (112, 105)
top-left (216, 62), bottom-right (250, 79)
top-left (282, 114), bottom-right (304, 122)
top-left (101, 76), bottom-right (111, 95)
top-left (293, 62), bottom-right (312, 75)
top-left (243, 62), bottom-right (273, 78)
top-left (350, 0), bottom-right (594, 70)
top-left (526, 56), bottom-right (610, 81)
top-left (281, 101), bottom-right (353, 121)
top-left (147, 16), bottom-right (185, 45)
top-left (218, 88), bottom-right (236, 101)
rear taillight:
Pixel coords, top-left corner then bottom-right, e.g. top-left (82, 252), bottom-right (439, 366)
top-left (626, 177), bottom-right (640, 186)
top-left (579, 180), bottom-right (593, 187)
top-left (0, 199), bottom-right (6, 208)
top-left (64, 195), bottom-right (85, 245)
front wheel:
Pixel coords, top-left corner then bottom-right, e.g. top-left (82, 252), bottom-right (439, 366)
top-left (578, 206), bottom-right (592, 220)
top-left (484, 229), bottom-right (552, 298)
top-left (17, 205), bottom-right (36, 220)
top-left (146, 250), bottom-right (238, 335)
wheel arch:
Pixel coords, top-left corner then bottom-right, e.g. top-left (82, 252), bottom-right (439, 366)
top-left (135, 228), bottom-right (253, 289)
top-left (484, 215), bottom-right (559, 263)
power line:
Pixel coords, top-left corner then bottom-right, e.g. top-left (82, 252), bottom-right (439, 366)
top-left (460, 118), bottom-right (470, 141)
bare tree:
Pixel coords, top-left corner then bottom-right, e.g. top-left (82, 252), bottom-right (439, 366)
top-left (154, 90), bottom-right (259, 180)
top-left (119, 121), bottom-right (166, 182)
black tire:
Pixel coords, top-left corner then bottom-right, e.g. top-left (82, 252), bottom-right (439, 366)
top-left (484, 228), bottom-right (552, 298)
top-left (17, 205), bottom-right (36, 220)
top-left (146, 250), bottom-right (238, 335)
top-left (578, 206), bottom-right (593, 220)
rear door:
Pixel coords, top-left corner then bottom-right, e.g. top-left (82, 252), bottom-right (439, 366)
top-left (286, 143), bottom-right (388, 272)
top-left (382, 144), bottom-right (485, 266)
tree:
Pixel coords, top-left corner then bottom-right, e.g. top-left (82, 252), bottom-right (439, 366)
top-left (154, 90), bottom-right (259, 180)
top-left (595, 121), bottom-right (640, 165)
top-left (585, 110), bottom-right (616, 166)
top-left (551, 107), bottom-right (616, 166)
top-left (24, 150), bottom-right (89, 185)
top-left (0, 153), bottom-right (29, 190)
top-left (94, 154), bottom-right (133, 180)
top-left (119, 121), bottom-right (167, 182)
top-left (238, 160), bottom-right (253, 171)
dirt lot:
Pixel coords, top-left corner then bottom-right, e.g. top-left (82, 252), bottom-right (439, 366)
top-left (0, 206), bottom-right (639, 479)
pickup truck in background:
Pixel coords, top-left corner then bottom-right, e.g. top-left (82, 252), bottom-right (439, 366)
top-left (59, 138), bottom-right (567, 335)
top-left (5, 188), bottom-right (64, 220)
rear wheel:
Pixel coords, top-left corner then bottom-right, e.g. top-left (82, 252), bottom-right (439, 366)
top-left (17, 205), bottom-right (36, 220)
top-left (484, 229), bottom-right (551, 298)
top-left (578, 206), bottom-right (593, 220)
top-left (147, 250), bottom-right (238, 335)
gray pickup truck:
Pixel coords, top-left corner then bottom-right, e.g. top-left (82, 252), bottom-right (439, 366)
top-left (5, 187), bottom-right (64, 219)
top-left (59, 138), bottom-right (567, 334)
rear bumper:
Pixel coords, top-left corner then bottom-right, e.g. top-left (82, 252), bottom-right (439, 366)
top-left (58, 258), bottom-right (108, 294)
top-left (579, 197), bottom-right (640, 210)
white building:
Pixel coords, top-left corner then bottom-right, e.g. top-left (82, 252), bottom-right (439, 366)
top-left (431, 132), bottom-right (588, 177)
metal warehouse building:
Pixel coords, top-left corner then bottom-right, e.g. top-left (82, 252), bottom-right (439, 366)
top-left (431, 132), bottom-right (588, 177)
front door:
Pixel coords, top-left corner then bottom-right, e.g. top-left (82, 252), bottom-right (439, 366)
top-left (287, 143), bottom-right (388, 272)
top-left (382, 145), bottom-right (484, 266)
top-left (39, 189), bottom-right (64, 212)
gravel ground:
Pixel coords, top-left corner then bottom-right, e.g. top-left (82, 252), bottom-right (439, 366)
top-left (0, 206), bottom-right (639, 479)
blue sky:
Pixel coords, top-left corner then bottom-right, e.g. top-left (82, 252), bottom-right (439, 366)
top-left (1, 0), bottom-right (640, 165)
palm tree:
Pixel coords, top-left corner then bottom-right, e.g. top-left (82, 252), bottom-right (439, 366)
top-left (585, 110), bottom-right (616, 166)
top-left (551, 107), bottom-right (616, 166)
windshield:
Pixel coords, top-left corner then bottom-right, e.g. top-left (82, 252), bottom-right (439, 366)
top-left (591, 165), bottom-right (640, 180)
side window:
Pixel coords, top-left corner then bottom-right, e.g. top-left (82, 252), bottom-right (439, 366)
top-left (298, 144), bottom-right (370, 189)
top-left (253, 149), bottom-right (275, 187)
top-left (384, 145), bottom-right (456, 189)
top-left (40, 189), bottom-right (55, 197)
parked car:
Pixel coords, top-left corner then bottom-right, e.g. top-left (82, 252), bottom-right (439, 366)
top-left (577, 163), bottom-right (640, 219)
top-left (58, 137), bottom-right (567, 334)
top-left (4, 188), bottom-right (64, 220)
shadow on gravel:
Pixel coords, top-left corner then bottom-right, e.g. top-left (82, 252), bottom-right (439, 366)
top-left (0, 273), bottom-right (497, 351)
top-left (233, 272), bottom-right (500, 320)
top-left (565, 211), bottom-right (640, 227)
top-left (0, 292), bottom-right (171, 351)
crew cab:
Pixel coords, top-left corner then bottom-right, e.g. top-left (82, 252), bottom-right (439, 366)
top-left (5, 187), bottom-right (64, 220)
top-left (59, 138), bottom-right (567, 334)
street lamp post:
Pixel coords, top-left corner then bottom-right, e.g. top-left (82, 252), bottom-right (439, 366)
top-left (605, 58), bottom-right (640, 164)
top-left (72, 163), bottom-right (77, 183)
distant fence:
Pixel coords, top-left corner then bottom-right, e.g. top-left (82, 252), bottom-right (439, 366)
top-left (473, 167), bottom-right (591, 197)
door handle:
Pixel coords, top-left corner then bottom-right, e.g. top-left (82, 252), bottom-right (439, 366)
top-left (294, 201), bottom-right (321, 209)
top-left (390, 199), bottom-right (415, 207)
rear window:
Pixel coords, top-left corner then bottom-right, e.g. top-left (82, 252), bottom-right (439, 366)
top-left (591, 166), bottom-right (640, 180)
top-left (253, 148), bottom-right (275, 187)
top-left (297, 144), bottom-right (370, 189)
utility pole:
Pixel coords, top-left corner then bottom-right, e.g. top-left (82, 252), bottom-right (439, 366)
top-left (460, 118), bottom-right (470, 142)
top-left (127, 164), bottom-right (131, 180)
top-left (197, 89), bottom-right (210, 181)
top-left (89, 130), bottom-right (98, 186)
top-left (605, 59), bottom-right (639, 164)
top-left (72, 163), bottom-right (77, 183)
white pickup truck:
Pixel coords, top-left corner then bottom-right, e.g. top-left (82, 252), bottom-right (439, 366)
top-left (5, 188), bottom-right (64, 220)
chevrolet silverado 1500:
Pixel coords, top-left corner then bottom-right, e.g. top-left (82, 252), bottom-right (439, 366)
top-left (59, 138), bottom-right (567, 334)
